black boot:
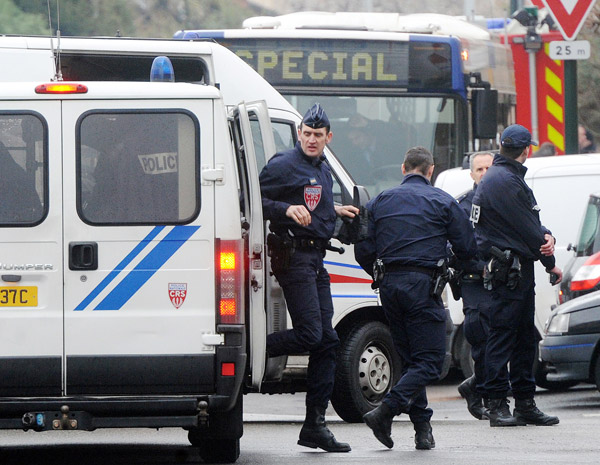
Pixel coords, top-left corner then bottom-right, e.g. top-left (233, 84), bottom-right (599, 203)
top-left (414, 421), bottom-right (435, 450)
top-left (298, 405), bottom-right (351, 452)
top-left (363, 402), bottom-right (395, 449)
top-left (487, 398), bottom-right (526, 427)
top-left (457, 375), bottom-right (486, 420)
top-left (481, 397), bottom-right (490, 419)
top-left (514, 399), bottom-right (559, 426)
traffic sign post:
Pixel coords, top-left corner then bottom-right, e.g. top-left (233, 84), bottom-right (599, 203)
top-left (542, 0), bottom-right (596, 153)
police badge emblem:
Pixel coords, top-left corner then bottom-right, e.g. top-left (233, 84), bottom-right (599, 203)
top-left (168, 283), bottom-right (187, 309)
top-left (304, 185), bottom-right (322, 211)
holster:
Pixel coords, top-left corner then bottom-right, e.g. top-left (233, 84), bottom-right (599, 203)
top-left (267, 232), bottom-right (295, 274)
top-left (371, 259), bottom-right (384, 290)
top-left (431, 259), bottom-right (450, 299)
top-left (483, 247), bottom-right (521, 291)
top-left (448, 269), bottom-right (462, 300)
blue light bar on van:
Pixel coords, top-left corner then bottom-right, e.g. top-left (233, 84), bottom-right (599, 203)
top-left (150, 56), bottom-right (175, 82)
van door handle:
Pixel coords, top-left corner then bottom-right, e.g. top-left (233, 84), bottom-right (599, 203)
top-left (69, 242), bottom-right (98, 271)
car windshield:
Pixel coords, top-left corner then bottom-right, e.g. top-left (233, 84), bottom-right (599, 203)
top-left (576, 197), bottom-right (600, 257)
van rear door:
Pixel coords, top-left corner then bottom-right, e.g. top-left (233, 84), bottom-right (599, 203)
top-left (62, 98), bottom-right (215, 395)
top-left (230, 102), bottom-right (276, 389)
top-left (0, 103), bottom-right (62, 396)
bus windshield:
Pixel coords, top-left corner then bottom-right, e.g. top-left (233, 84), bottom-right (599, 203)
top-left (286, 93), bottom-right (461, 195)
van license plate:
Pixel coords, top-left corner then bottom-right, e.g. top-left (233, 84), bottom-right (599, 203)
top-left (0, 287), bottom-right (38, 307)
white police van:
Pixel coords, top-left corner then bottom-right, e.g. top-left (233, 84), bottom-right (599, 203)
top-left (0, 36), bottom-right (404, 461)
top-left (0, 73), bottom-right (285, 462)
top-left (0, 35), bottom-right (426, 425)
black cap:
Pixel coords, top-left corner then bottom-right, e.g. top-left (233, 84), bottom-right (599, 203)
top-left (501, 124), bottom-right (538, 149)
top-left (302, 103), bottom-right (330, 129)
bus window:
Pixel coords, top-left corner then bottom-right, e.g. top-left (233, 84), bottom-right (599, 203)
top-left (286, 94), bottom-right (462, 195)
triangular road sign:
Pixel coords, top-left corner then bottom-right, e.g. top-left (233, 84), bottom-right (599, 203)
top-left (542, 0), bottom-right (597, 40)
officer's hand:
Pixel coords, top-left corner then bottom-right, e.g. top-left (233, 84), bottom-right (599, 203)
top-left (548, 266), bottom-right (563, 285)
top-left (286, 205), bottom-right (311, 226)
top-left (335, 204), bottom-right (359, 218)
top-left (540, 233), bottom-right (555, 256)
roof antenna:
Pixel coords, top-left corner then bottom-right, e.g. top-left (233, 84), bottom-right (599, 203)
top-left (47, 0), bottom-right (63, 81)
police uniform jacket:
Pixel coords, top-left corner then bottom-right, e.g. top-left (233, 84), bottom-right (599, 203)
top-left (457, 184), bottom-right (476, 217)
top-left (471, 153), bottom-right (555, 270)
top-left (259, 141), bottom-right (336, 240)
top-left (355, 173), bottom-right (477, 274)
top-left (456, 184), bottom-right (486, 275)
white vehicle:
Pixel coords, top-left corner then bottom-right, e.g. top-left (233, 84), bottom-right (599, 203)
top-left (0, 34), bottom-right (410, 445)
top-left (435, 154), bottom-right (600, 387)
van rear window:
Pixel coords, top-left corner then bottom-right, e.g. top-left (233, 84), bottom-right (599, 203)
top-left (0, 113), bottom-right (47, 226)
top-left (77, 110), bottom-right (200, 225)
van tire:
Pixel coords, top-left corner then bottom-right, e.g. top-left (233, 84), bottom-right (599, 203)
top-left (331, 320), bottom-right (402, 423)
top-left (189, 435), bottom-right (240, 464)
top-left (188, 389), bottom-right (243, 463)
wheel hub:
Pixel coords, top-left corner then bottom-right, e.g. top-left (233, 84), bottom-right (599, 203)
top-left (358, 344), bottom-right (391, 401)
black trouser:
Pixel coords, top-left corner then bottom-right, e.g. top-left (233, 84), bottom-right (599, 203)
top-left (462, 278), bottom-right (490, 395)
top-left (267, 248), bottom-right (339, 410)
top-left (484, 259), bottom-right (536, 400)
top-left (379, 270), bottom-right (446, 424)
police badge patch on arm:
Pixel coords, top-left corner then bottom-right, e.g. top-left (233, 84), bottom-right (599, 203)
top-left (470, 204), bottom-right (480, 224)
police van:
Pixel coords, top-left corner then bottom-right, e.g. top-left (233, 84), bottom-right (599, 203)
top-left (0, 74), bottom-right (286, 462)
top-left (0, 36), bottom-right (404, 460)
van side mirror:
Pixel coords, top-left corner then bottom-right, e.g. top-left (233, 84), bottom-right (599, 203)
top-left (352, 185), bottom-right (370, 209)
top-left (336, 185), bottom-right (371, 245)
top-left (472, 88), bottom-right (498, 139)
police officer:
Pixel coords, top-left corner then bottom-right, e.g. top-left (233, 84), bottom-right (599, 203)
top-left (456, 152), bottom-right (493, 420)
top-left (355, 146), bottom-right (476, 450)
top-left (471, 124), bottom-right (562, 427)
top-left (259, 103), bottom-right (358, 452)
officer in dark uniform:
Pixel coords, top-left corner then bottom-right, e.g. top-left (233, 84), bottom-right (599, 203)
top-left (471, 124), bottom-right (562, 427)
top-left (259, 103), bottom-right (358, 452)
top-left (456, 152), bottom-right (493, 420)
top-left (355, 146), bottom-right (476, 450)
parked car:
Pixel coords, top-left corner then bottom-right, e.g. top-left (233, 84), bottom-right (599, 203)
top-left (539, 289), bottom-right (600, 391)
top-left (559, 192), bottom-right (600, 305)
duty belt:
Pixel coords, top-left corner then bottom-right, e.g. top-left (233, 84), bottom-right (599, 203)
top-left (291, 237), bottom-right (328, 250)
top-left (384, 263), bottom-right (436, 277)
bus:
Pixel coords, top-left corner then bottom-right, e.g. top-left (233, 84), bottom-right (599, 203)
top-left (175, 12), bottom-right (517, 196)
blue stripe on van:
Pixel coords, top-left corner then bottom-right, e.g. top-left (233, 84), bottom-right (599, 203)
top-left (74, 226), bottom-right (165, 311)
top-left (94, 225), bottom-right (200, 310)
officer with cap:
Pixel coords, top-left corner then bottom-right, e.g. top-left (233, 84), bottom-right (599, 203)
top-left (456, 152), bottom-right (493, 420)
top-left (471, 124), bottom-right (562, 427)
top-left (259, 103), bottom-right (358, 452)
top-left (355, 146), bottom-right (476, 450)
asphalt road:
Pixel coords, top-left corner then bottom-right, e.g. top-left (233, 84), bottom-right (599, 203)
top-left (1, 374), bottom-right (599, 465)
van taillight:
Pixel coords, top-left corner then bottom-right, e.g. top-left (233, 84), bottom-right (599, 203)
top-left (570, 251), bottom-right (600, 291)
top-left (216, 239), bottom-right (244, 325)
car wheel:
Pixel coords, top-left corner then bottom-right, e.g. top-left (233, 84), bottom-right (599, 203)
top-left (331, 320), bottom-right (402, 423)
